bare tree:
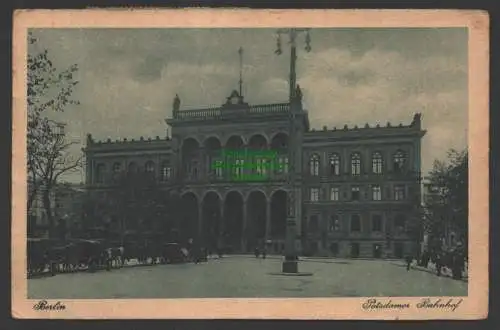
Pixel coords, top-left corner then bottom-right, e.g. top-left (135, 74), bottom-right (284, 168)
top-left (27, 32), bottom-right (80, 237)
top-left (35, 125), bottom-right (82, 237)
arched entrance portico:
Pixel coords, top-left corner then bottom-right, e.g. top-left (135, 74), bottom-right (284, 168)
top-left (179, 192), bottom-right (199, 243)
top-left (223, 191), bottom-right (244, 251)
top-left (202, 191), bottom-right (222, 249)
top-left (270, 190), bottom-right (287, 252)
top-left (246, 190), bottom-right (267, 250)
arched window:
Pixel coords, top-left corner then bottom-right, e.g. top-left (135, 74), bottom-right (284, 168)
top-left (191, 161), bottom-right (198, 179)
top-left (310, 154), bottom-right (320, 176)
top-left (372, 152), bottom-right (383, 174)
top-left (145, 161), bottom-right (155, 173)
top-left (350, 214), bottom-right (361, 232)
top-left (255, 158), bottom-right (262, 176)
top-left (95, 163), bottom-right (106, 184)
top-left (112, 162), bottom-right (121, 173)
top-left (329, 153), bottom-right (340, 176)
top-left (235, 158), bottom-right (244, 177)
top-left (351, 153), bottom-right (361, 176)
top-left (393, 150), bottom-right (406, 172)
top-left (214, 160), bottom-right (223, 178)
top-left (128, 162), bottom-right (137, 173)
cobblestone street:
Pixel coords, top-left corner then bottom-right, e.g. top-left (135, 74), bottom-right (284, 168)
top-left (28, 256), bottom-right (467, 299)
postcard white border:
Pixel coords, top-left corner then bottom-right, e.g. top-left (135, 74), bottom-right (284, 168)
top-left (12, 9), bottom-right (489, 320)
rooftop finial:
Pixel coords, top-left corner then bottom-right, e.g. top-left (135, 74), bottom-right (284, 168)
top-left (238, 47), bottom-right (244, 98)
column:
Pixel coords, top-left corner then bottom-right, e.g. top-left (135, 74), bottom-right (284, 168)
top-left (265, 198), bottom-right (271, 241)
top-left (241, 199), bottom-right (247, 252)
top-left (220, 202), bottom-right (225, 237)
top-left (244, 145), bottom-right (248, 180)
top-left (206, 151), bottom-right (212, 181)
top-left (198, 202), bottom-right (203, 239)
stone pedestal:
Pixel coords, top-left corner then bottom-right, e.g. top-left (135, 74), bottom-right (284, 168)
top-left (282, 259), bottom-right (298, 273)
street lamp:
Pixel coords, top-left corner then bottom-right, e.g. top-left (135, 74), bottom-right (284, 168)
top-left (274, 28), bottom-right (311, 274)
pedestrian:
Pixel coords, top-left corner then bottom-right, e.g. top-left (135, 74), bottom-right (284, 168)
top-left (405, 255), bottom-right (413, 271)
top-left (254, 246), bottom-right (260, 258)
top-left (435, 254), bottom-right (442, 277)
top-left (262, 246), bottom-right (267, 259)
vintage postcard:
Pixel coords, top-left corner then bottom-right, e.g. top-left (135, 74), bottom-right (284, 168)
top-left (12, 9), bottom-right (489, 319)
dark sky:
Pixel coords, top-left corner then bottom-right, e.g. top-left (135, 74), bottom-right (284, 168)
top-left (29, 28), bottom-right (468, 183)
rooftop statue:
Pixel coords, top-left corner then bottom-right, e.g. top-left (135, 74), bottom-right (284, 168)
top-left (173, 94), bottom-right (181, 112)
top-left (295, 84), bottom-right (303, 102)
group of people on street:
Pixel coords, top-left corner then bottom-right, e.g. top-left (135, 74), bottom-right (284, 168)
top-left (404, 248), bottom-right (467, 280)
top-left (254, 245), bottom-right (267, 259)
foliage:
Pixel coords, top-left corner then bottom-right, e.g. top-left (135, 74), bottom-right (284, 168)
top-left (27, 32), bottom-right (81, 237)
top-left (101, 171), bottom-right (171, 239)
top-left (424, 149), bottom-right (468, 251)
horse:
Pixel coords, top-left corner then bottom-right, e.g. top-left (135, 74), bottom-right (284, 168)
top-left (105, 246), bottom-right (125, 268)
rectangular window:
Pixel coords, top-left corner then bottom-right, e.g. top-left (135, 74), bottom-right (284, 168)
top-left (394, 214), bottom-right (406, 230)
top-left (351, 242), bottom-right (360, 258)
top-left (278, 156), bottom-right (289, 174)
top-left (372, 214), bottom-right (383, 232)
top-left (329, 214), bottom-right (340, 232)
top-left (310, 188), bottom-right (320, 202)
top-left (372, 185), bottom-right (382, 201)
top-left (351, 162), bottom-right (361, 176)
top-left (215, 160), bottom-right (223, 178)
top-left (330, 187), bottom-right (340, 201)
top-left (261, 159), bottom-right (267, 176)
top-left (351, 186), bottom-right (360, 201)
top-left (394, 185), bottom-right (405, 200)
top-left (330, 242), bottom-right (339, 255)
top-left (161, 166), bottom-right (172, 181)
top-left (309, 215), bottom-right (319, 233)
top-left (386, 186), bottom-right (391, 199)
top-left (350, 214), bottom-right (361, 232)
top-left (190, 161), bottom-right (198, 179)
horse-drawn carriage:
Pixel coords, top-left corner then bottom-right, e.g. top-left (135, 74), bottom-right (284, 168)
top-left (27, 237), bottom-right (110, 276)
top-left (27, 228), bottom-right (210, 277)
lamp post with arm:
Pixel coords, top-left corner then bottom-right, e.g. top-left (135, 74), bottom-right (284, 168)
top-left (274, 28), bottom-right (311, 273)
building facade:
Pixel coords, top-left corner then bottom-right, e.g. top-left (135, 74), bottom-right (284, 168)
top-left (84, 90), bottom-right (426, 258)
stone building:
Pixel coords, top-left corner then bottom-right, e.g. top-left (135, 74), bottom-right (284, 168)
top-left (83, 89), bottom-right (426, 258)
